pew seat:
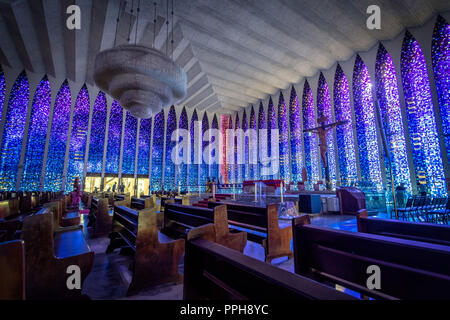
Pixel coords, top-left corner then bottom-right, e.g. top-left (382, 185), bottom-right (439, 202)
top-left (0, 240), bottom-right (25, 300)
top-left (54, 229), bottom-right (91, 259)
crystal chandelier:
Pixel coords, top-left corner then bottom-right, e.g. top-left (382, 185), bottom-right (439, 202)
top-left (93, 0), bottom-right (186, 119)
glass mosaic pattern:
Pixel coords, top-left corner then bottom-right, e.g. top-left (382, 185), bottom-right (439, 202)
top-left (151, 110), bottom-right (164, 191)
top-left (44, 80), bottom-right (71, 191)
top-left (65, 85), bottom-right (90, 192)
top-left (189, 109), bottom-right (199, 191)
top-left (0, 72), bottom-right (29, 191)
top-left (20, 76), bottom-right (51, 191)
top-left (179, 107), bottom-right (188, 191)
top-left (242, 110), bottom-right (249, 181)
top-left (211, 114), bottom-right (219, 182)
top-left (353, 55), bottom-right (382, 189)
top-left (200, 112), bottom-right (209, 191)
top-left (258, 102), bottom-right (266, 179)
top-left (375, 44), bottom-right (412, 193)
top-left (249, 106), bottom-right (257, 180)
top-left (234, 113), bottom-right (242, 183)
top-left (401, 30), bottom-right (447, 197)
top-left (0, 66), bottom-right (5, 123)
top-left (105, 101), bottom-right (123, 174)
top-left (334, 64), bottom-right (357, 185)
top-left (121, 112), bottom-right (138, 175)
top-left (86, 92), bottom-right (107, 174)
top-left (289, 86), bottom-right (302, 183)
top-left (278, 92), bottom-right (290, 182)
top-left (164, 106), bottom-right (177, 190)
top-left (137, 117), bottom-right (152, 176)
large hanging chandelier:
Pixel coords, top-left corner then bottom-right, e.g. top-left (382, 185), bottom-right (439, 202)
top-left (93, 0), bottom-right (186, 119)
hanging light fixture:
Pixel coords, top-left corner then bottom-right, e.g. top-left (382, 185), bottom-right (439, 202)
top-left (94, 0), bottom-right (186, 119)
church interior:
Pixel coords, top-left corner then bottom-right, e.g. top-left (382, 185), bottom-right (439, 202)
top-left (0, 0), bottom-right (449, 303)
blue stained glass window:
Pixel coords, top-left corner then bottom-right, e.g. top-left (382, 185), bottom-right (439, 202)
top-left (0, 66), bottom-right (5, 119)
top-left (353, 55), bottom-right (383, 190)
top-left (189, 109), bottom-right (199, 191)
top-left (266, 97), bottom-right (277, 180)
top-left (0, 71), bottom-right (29, 191)
top-left (21, 76), bottom-right (51, 191)
top-left (211, 114), bottom-right (219, 182)
top-left (179, 107), bottom-right (188, 191)
top-left (151, 110), bottom-right (164, 191)
top-left (401, 30), bottom-right (447, 197)
top-left (87, 92), bottom-right (107, 174)
top-left (432, 16), bottom-right (450, 173)
top-left (289, 86), bottom-right (303, 183)
top-left (249, 106), bottom-right (257, 180)
top-left (66, 85), bottom-right (90, 192)
top-left (164, 106), bottom-right (177, 190)
top-left (227, 115), bottom-right (233, 183)
top-left (258, 102), bottom-right (266, 179)
top-left (234, 114), bottom-right (242, 183)
top-left (375, 44), bottom-right (412, 193)
top-left (105, 101), bottom-right (123, 174)
top-left (44, 80), bottom-right (71, 191)
top-left (334, 64), bottom-right (357, 185)
top-left (302, 80), bottom-right (320, 185)
top-left (200, 112), bottom-right (209, 191)
top-left (317, 73), bottom-right (337, 189)
top-left (242, 110), bottom-right (249, 181)
top-left (137, 117), bottom-right (152, 176)
top-left (121, 112), bottom-right (137, 175)
top-left (278, 92), bottom-right (290, 182)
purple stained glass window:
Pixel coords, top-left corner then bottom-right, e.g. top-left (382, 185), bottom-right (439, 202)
top-left (401, 30), bottom-right (447, 197)
top-left (0, 66), bottom-right (5, 119)
top-left (189, 109), bottom-right (199, 191)
top-left (164, 106), bottom-right (177, 190)
top-left (278, 92), bottom-right (290, 182)
top-left (21, 76), bottom-right (51, 191)
top-left (211, 114), bottom-right (219, 182)
top-left (317, 73), bottom-right (337, 189)
top-left (432, 16), bottom-right (450, 172)
top-left (375, 44), bottom-right (412, 193)
top-left (179, 107), bottom-right (188, 191)
top-left (137, 117), bottom-right (152, 176)
top-left (266, 97), bottom-right (277, 180)
top-left (44, 80), bottom-right (71, 191)
top-left (302, 80), bottom-right (320, 185)
top-left (0, 71), bottom-right (29, 191)
top-left (105, 101), bottom-right (123, 174)
top-left (289, 86), bottom-right (302, 183)
top-left (121, 112), bottom-right (138, 175)
top-left (334, 64), bottom-right (357, 185)
top-left (258, 102), bottom-right (266, 179)
top-left (66, 85), bottom-right (90, 192)
top-left (87, 92), bottom-right (107, 174)
top-left (200, 112), bottom-right (209, 191)
top-left (151, 110), bottom-right (164, 191)
top-left (234, 113), bottom-right (241, 183)
top-left (353, 55), bottom-right (382, 189)
top-left (242, 110), bottom-right (249, 181)
top-left (249, 106), bottom-right (257, 180)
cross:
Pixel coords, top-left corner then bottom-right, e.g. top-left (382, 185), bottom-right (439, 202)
top-left (303, 116), bottom-right (348, 189)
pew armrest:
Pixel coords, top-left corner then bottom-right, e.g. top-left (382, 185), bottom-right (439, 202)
top-left (187, 224), bottom-right (216, 242)
top-left (280, 225), bottom-right (293, 246)
top-left (219, 230), bottom-right (247, 253)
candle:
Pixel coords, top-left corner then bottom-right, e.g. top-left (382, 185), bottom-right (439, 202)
top-left (233, 182), bottom-right (235, 200)
top-left (281, 181), bottom-right (284, 203)
top-left (254, 182), bottom-right (257, 202)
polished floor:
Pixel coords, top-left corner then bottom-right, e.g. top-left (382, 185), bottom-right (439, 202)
top-left (80, 210), bottom-right (366, 300)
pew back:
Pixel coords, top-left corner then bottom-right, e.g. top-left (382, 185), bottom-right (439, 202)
top-left (0, 240), bottom-right (25, 300)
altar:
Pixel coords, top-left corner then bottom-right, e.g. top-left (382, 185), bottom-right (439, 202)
top-left (242, 180), bottom-right (283, 194)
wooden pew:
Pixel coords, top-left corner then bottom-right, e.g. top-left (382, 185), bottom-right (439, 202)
top-left (292, 215), bottom-right (450, 299)
top-left (184, 238), bottom-right (355, 300)
top-left (21, 209), bottom-right (94, 299)
top-left (0, 240), bottom-right (25, 300)
top-left (208, 202), bottom-right (292, 263)
top-left (130, 197), bottom-right (154, 210)
top-left (87, 197), bottom-right (111, 235)
top-left (357, 209), bottom-right (450, 246)
top-left (0, 199), bottom-right (28, 240)
top-left (107, 205), bottom-right (184, 295)
top-left (163, 203), bottom-right (247, 252)
top-left (44, 198), bottom-right (81, 230)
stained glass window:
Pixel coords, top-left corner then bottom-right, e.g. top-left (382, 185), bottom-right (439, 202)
top-left (432, 16), bottom-right (450, 171)
top-left (317, 73), bottom-right (337, 189)
top-left (353, 55), bottom-right (383, 189)
top-left (179, 107), bottom-right (188, 191)
top-left (401, 30), bottom-right (447, 197)
top-left (21, 76), bottom-right (51, 191)
top-left (227, 115), bottom-right (233, 183)
top-left (0, 71), bottom-right (29, 191)
top-left (278, 92), bottom-right (290, 182)
top-left (189, 109), bottom-right (199, 191)
top-left (257, 102), bottom-right (266, 179)
top-left (66, 85), bottom-right (90, 192)
top-left (302, 80), bottom-right (320, 185)
top-left (164, 106), bottom-right (177, 190)
top-left (105, 101), bottom-right (123, 174)
top-left (242, 110), bottom-right (249, 181)
top-left (137, 117), bottom-right (152, 176)
top-left (334, 64), bottom-right (357, 185)
top-left (151, 110), bottom-right (164, 191)
top-left (121, 112), bottom-right (137, 175)
top-left (234, 113), bottom-right (242, 183)
top-left (87, 92), bottom-right (107, 174)
top-left (211, 114), bottom-right (219, 182)
top-left (289, 87), bottom-right (302, 183)
top-left (249, 106), bottom-right (257, 180)
top-left (375, 44), bottom-right (412, 193)
top-left (266, 97), bottom-right (276, 180)
top-left (0, 66), bottom-right (5, 120)
top-left (199, 112), bottom-right (209, 191)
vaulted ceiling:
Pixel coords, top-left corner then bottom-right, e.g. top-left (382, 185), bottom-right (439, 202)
top-left (0, 0), bottom-right (449, 114)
